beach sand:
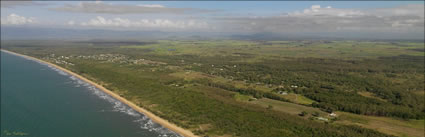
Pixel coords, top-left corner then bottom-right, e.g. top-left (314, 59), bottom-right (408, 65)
top-left (1, 49), bottom-right (197, 137)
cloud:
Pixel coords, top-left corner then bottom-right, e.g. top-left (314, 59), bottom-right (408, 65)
top-left (75, 16), bottom-right (209, 31)
top-left (290, 5), bottom-right (365, 17)
top-left (1, 1), bottom-right (46, 8)
top-left (137, 4), bottom-right (165, 8)
top-left (215, 4), bottom-right (424, 33)
top-left (372, 4), bottom-right (424, 17)
top-left (1, 14), bottom-right (35, 25)
top-left (50, 2), bottom-right (214, 14)
top-left (67, 20), bottom-right (76, 26)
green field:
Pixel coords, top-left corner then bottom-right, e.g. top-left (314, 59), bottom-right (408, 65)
top-left (121, 40), bottom-right (424, 59)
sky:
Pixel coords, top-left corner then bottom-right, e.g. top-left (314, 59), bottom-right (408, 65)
top-left (1, 1), bottom-right (424, 39)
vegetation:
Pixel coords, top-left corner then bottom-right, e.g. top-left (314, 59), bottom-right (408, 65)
top-left (299, 111), bottom-right (308, 117)
top-left (192, 56), bottom-right (424, 119)
top-left (1, 39), bottom-right (423, 137)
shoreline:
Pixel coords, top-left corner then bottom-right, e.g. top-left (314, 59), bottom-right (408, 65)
top-left (1, 49), bottom-right (197, 137)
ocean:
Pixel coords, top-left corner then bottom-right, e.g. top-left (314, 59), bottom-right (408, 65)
top-left (1, 51), bottom-right (180, 137)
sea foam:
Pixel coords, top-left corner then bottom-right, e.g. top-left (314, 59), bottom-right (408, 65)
top-left (41, 62), bottom-right (181, 137)
top-left (15, 53), bottom-right (182, 137)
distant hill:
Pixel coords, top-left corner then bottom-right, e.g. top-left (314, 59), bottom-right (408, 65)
top-left (1, 26), bottom-right (423, 41)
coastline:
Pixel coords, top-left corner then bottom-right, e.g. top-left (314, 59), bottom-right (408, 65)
top-left (1, 49), bottom-right (197, 137)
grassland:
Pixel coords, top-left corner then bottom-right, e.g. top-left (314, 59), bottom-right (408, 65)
top-left (335, 112), bottom-right (424, 137)
top-left (1, 39), bottom-right (423, 137)
top-left (121, 40), bottom-right (424, 59)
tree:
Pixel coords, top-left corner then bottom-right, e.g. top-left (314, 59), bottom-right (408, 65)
top-left (267, 105), bottom-right (273, 110)
top-left (299, 111), bottom-right (308, 116)
top-left (325, 108), bottom-right (333, 113)
top-left (312, 112), bottom-right (320, 117)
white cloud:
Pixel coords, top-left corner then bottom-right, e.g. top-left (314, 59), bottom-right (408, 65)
top-left (373, 4), bottom-right (424, 17)
top-left (50, 2), bottom-right (213, 14)
top-left (291, 5), bottom-right (365, 17)
top-left (137, 4), bottom-right (165, 8)
top-left (311, 5), bottom-right (321, 11)
top-left (1, 14), bottom-right (35, 25)
top-left (290, 4), bottom-right (424, 18)
top-left (217, 4), bottom-right (424, 33)
top-left (67, 20), bottom-right (75, 26)
top-left (1, 1), bottom-right (46, 8)
top-left (78, 16), bottom-right (209, 30)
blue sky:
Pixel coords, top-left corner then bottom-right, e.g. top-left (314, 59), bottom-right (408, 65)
top-left (1, 1), bottom-right (424, 39)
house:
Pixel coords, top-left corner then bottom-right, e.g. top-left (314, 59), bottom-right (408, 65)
top-left (329, 113), bottom-right (337, 117)
top-left (290, 85), bottom-right (298, 88)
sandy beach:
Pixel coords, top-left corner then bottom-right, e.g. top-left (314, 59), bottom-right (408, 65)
top-left (1, 49), bottom-right (197, 137)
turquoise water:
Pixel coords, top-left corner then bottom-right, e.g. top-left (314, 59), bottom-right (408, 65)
top-left (1, 51), bottom-right (180, 137)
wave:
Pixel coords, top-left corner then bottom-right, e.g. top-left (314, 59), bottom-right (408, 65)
top-left (11, 52), bottom-right (182, 137)
top-left (43, 64), bottom-right (181, 137)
